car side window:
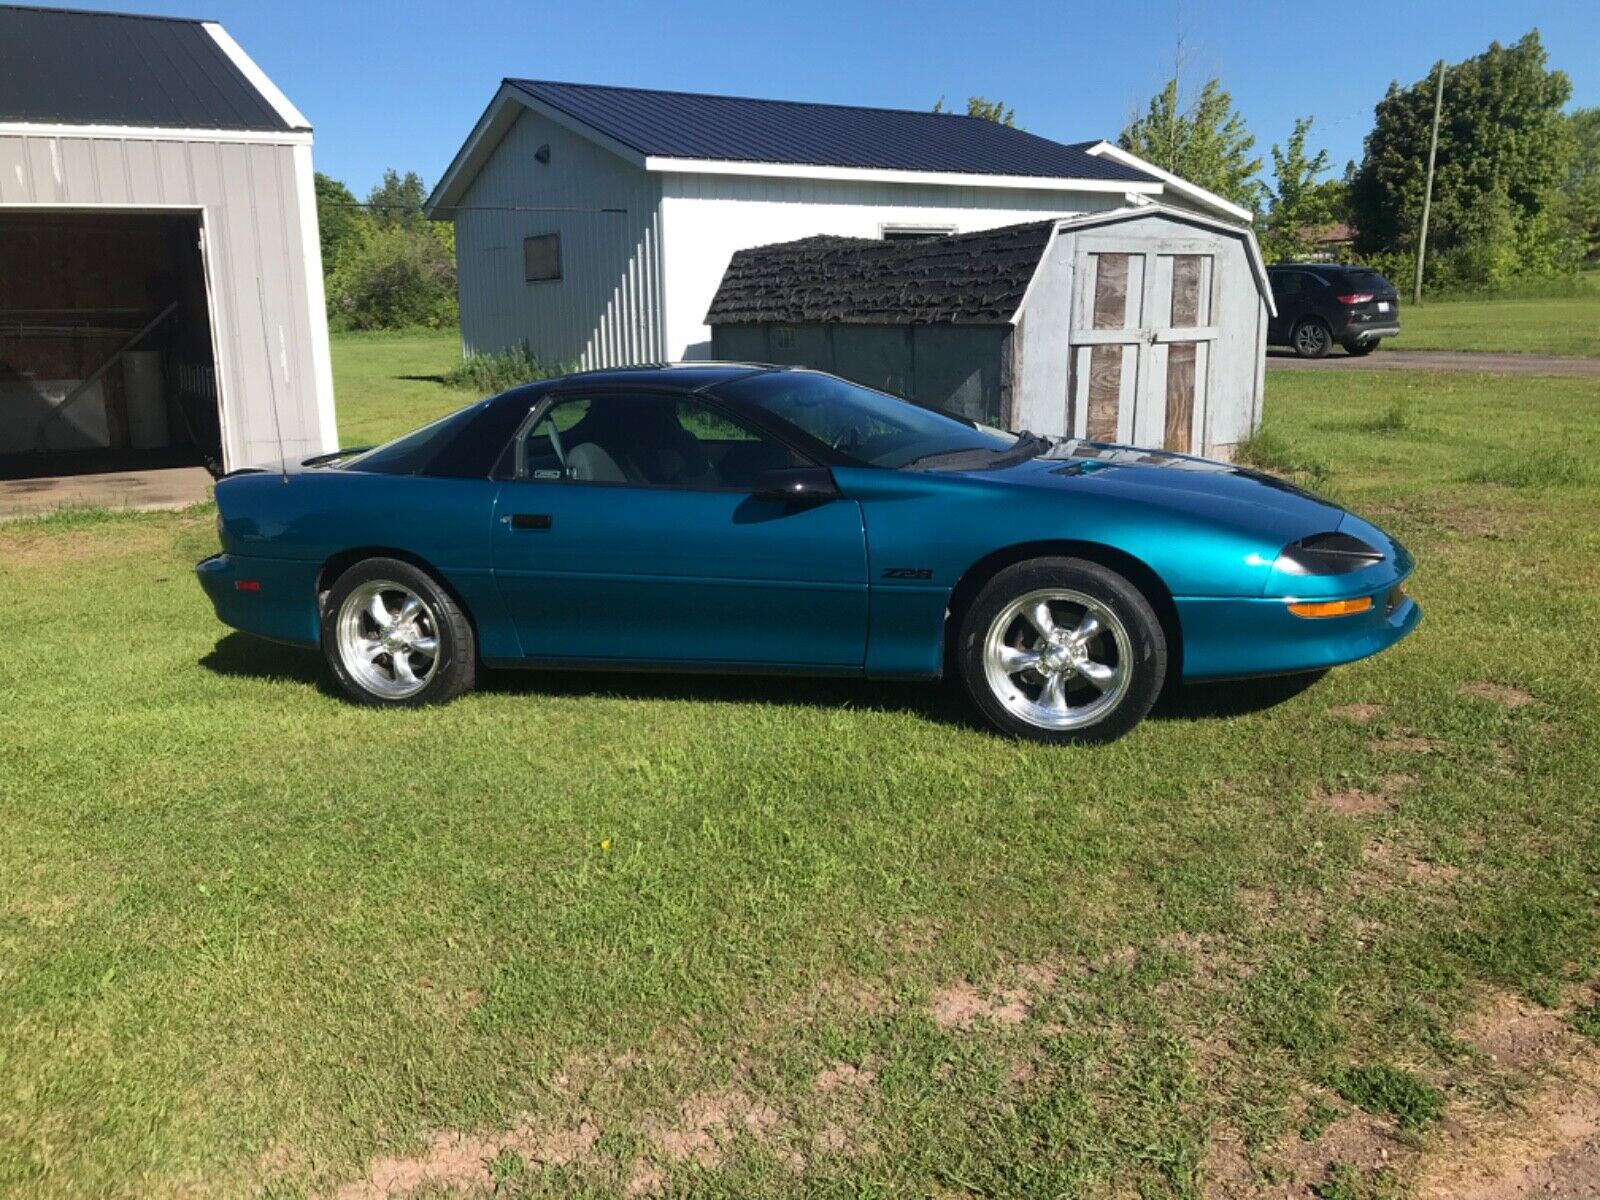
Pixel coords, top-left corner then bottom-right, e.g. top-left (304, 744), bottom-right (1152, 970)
top-left (1271, 271), bottom-right (1302, 298)
top-left (508, 393), bottom-right (806, 489)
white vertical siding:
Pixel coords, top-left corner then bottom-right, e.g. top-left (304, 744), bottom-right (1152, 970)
top-left (658, 174), bottom-right (1127, 360)
top-left (0, 129), bottom-right (334, 470)
top-left (451, 110), bottom-right (663, 371)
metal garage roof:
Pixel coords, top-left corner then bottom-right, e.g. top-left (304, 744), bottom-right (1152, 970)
top-left (0, 5), bottom-right (301, 132)
top-left (507, 80), bottom-right (1158, 182)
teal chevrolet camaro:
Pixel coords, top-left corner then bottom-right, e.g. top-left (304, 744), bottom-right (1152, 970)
top-left (197, 364), bottom-right (1418, 743)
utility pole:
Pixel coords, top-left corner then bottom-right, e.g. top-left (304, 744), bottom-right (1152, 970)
top-left (1413, 59), bottom-right (1445, 307)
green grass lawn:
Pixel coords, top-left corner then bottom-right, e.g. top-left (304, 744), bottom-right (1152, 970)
top-left (3, 344), bottom-right (1600, 1199)
top-left (1392, 286), bottom-right (1600, 358)
top-left (330, 329), bottom-right (476, 447)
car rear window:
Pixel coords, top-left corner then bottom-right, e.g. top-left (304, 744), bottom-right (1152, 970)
top-left (342, 403), bottom-right (485, 475)
top-left (1337, 269), bottom-right (1394, 293)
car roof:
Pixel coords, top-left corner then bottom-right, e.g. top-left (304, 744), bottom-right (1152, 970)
top-left (1269, 263), bottom-right (1384, 275)
top-left (531, 362), bottom-right (783, 392)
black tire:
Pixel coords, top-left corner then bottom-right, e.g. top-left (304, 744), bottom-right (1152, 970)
top-left (320, 557), bottom-right (476, 707)
top-left (1291, 318), bottom-right (1333, 359)
top-left (1343, 339), bottom-right (1378, 357)
top-left (956, 557), bottom-right (1167, 744)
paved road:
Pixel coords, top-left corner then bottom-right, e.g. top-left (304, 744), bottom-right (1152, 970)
top-left (1266, 348), bottom-right (1600, 378)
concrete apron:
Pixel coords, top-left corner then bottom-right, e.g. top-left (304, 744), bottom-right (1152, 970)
top-left (0, 466), bottom-right (214, 520)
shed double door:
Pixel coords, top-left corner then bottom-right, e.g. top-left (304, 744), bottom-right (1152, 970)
top-left (1066, 240), bottom-right (1218, 453)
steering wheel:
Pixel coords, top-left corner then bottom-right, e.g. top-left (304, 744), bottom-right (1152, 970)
top-left (831, 426), bottom-right (863, 452)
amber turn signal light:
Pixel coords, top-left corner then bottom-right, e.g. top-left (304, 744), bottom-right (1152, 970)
top-left (1287, 596), bottom-right (1373, 618)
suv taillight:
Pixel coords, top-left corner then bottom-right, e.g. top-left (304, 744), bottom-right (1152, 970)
top-left (1336, 293), bottom-right (1375, 305)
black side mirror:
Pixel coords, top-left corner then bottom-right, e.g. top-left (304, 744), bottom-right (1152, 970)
top-left (752, 466), bottom-right (841, 505)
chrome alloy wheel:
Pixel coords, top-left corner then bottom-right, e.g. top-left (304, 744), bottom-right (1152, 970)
top-left (981, 588), bottom-right (1133, 731)
top-left (335, 579), bottom-right (441, 700)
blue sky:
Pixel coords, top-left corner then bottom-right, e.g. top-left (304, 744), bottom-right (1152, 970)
top-left (68, 0), bottom-right (1600, 196)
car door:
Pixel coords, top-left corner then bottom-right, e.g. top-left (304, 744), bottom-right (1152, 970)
top-left (489, 389), bottom-right (870, 668)
top-left (1267, 270), bottom-right (1301, 341)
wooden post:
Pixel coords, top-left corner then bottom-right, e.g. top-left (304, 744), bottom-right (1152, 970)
top-left (1413, 60), bottom-right (1445, 307)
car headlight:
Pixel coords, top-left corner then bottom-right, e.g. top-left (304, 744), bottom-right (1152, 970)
top-left (1275, 532), bottom-right (1384, 576)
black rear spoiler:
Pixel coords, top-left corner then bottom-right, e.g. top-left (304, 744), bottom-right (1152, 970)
top-left (300, 446), bottom-right (374, 468)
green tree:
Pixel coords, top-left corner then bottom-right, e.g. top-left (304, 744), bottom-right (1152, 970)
top-left (1262, 117), bottom-right (1344, 262)
top-left (1118, 77), bottom-right (1263, 209)
top-left (1349, 31), bottom-right (1578, 286)
top-left (326, 223), bottom-right (457, 331)
top-left (313, 172), bottom-right (371, 271)
top-left (932, 95), bottom-right (1016, 126)
top-left (1563, 107), bottom-right (1600, 261)
top-left (365, 169), bottom-right (430, 230)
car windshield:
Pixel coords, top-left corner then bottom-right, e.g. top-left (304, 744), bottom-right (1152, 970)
top-left (710, 371), bottom-right (1033, 470)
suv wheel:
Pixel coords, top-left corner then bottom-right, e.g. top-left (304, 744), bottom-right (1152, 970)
top-left (957, 557), bottom-right (1166, 744)
top-left (1292, 318), bottom-right (1333, 359)
top-left (1344, 339), bottom-right (1378, 357)
top-left (321, 557), bottom-right (476, 707)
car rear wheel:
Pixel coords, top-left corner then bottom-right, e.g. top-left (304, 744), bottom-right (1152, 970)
top-left (321, 557), bottom-right (476, 707)
top-left (1343, 339), bottom-right (1378, 356)
top-left (1292, 318), bottom-right (1333, 359)
top-left (957, 558), bottom-right (1166, 743)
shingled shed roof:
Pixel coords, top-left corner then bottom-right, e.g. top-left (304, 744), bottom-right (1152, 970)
top-left (705, 221), bottom-right (1055, 327)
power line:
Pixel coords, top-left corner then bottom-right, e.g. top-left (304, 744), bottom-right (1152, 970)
top-left (321, 201), bottom-right (629, 215)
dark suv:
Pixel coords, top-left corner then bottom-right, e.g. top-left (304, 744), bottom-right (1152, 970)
top-left (1267, 264), bottom-right (1400, 358)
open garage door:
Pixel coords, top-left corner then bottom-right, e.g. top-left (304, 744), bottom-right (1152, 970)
top-left (0, 210), bottom-right (223, 482)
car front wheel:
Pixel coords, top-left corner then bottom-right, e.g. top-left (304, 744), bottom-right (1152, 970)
top-left (957, 558), bottom-right (1167, 743)
top-left (1292, 318), bottom-right (1333, 358)
top-left (321, 557), bottom-right (476, 707)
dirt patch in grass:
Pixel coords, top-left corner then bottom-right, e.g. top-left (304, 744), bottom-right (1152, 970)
top-left (1363, 838), bottom-right (1461, 885)
top-left (643, 1088), bottom-right (781, 1168)
top-left (1414, 993), bottom-right (1600, 1199)
top-left (0, 519), bottom-right (178, 572)
top-left (1435, 502), bottom-right (1529, 540)
top-left (812, 1062), bottom-right (876, 1093)
top-left (1369, 729), bottom-right (1443, 754)
top-left (1328, 703), bottom-right (1386, 722)
top-left (1202, 1125), bottom-right (1255, 1197)
top-left (1463, 992), bottom-right (1575, 1071)
top-left (929, 959), bottom-right (1063, 1031)
top-left (930, 979), bottom-right (1031, 1029)
top-left (1457, 681), bottom-right (1537, 709)
top-left (1280, 1112), bottom-right (1409, 1191)
top-left (336, 1116), bottom-right (600, 1199)
top-left (1312, 774), bottom-right (1414, 817)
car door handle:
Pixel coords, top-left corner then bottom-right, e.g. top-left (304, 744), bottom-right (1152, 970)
top-left (508, 513), bottom-right (552, 530)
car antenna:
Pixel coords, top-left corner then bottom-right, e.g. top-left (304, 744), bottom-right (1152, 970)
top-left (255, 277), bottom-right (291, 485)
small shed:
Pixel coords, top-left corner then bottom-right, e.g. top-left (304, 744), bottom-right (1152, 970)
top-left (707, 205), bottom-right (1275, 459)
top-left (0, 5), bottom-right (335, 485)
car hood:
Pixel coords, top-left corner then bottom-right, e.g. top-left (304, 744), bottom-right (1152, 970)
top-left (962, 441), bottom-right (1345, 535)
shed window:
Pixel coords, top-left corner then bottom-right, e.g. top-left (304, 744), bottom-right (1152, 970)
top-left (523, 234), bottom-right (561, 283)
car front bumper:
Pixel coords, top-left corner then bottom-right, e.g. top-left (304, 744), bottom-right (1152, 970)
top-left (1175, 583), bottom-right (1420, 680)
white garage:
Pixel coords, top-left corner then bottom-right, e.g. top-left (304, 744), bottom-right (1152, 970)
top-left (0, 5), bottom-right (335, 493)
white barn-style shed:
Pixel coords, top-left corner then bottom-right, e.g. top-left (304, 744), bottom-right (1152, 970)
top-left (425, 80), bottom-right (1252, 370)
top-left (708, 206), bottom-right (1276, 459)
top-left (0, 5), bottom-right (335, 484)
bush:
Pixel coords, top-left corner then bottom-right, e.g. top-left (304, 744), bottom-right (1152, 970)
top-left (444, 344), bottom-right (575, 394)
top-left (327, 225), bottom-right (457, 331)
